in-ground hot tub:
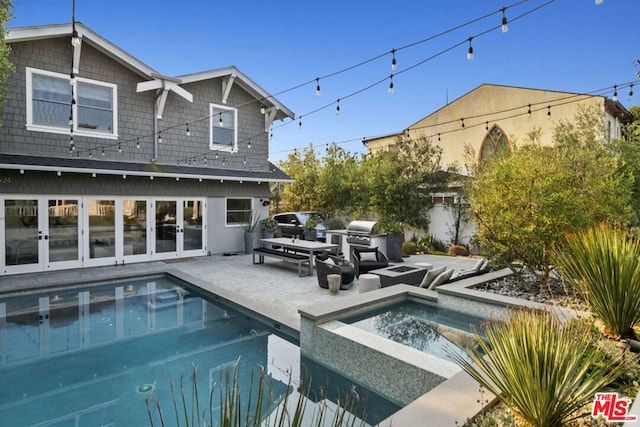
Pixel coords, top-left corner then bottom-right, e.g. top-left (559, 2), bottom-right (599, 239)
top-left (299, 285), bottom-right (490, 406)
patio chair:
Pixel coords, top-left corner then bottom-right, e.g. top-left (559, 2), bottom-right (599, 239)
top-left (350, 246), bottom-right (389, 278)
top-left (315, 253), bottom-right (355, 290)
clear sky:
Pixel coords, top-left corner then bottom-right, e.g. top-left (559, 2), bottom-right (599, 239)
top-left (9, 0), bottom-right (640, 163)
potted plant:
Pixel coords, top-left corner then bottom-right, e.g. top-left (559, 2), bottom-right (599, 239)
top-left (302, 218), bottom-right (318, 241)
top-left (242, 211), bottom-right (261, 254)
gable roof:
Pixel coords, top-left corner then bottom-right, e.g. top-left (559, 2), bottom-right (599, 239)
top-left (6, 22), bottom-right (294, 121)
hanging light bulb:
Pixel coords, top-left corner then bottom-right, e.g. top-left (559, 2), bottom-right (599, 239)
top-left (101, 147), bottom-right (105, 156)
top-left (299, 116), bottom-right (303, 128)
top-left (222, 157), bottom-right (226, 166)
top-left (203, 157), bottom-right (207, 165)
top-left (336, 99), bottom-right (341, 115)
top-left (158, 133), bottom-right (163, 143)
top-left (215, 150), bottom-right (219, 160)
top-left (630, 84), bottom-right (634, 97)
top-left (527, 104), bottom-right (531, 116)
top-left (501, 8), bottom-right (509, 33)
top-left (247, 139), bottom-right (252, 149)
top-left (243, 156), bottom-right (247, 164)
top-left (467, 38), bottom-right (474, 60)
top-left (388, 75), bottom-right (394, 94)
top-left (612, 84), bottom-right (618, 101)
top-left (89, 150), bottom-right (93, 158)
top-left (218, 113), bottom-right (224, 127)
top-left (438, 133), bottom-right (441, 142)
top-left (186, 124), bottom-right (190, 136)
top-left (136, 139), bottom-right (140, 149)
top-left (461, 118), bottom-right (465, 129)
top-left (316, 78), bottom-right (321, 96)
top-left (260, 105), bottom-right (266, 114)
top-left (391, 49), bottom-right (397, 71)
top-left (118, 143), bottom-right (122, 153)
top-left (547, 105), bottom-right (551, 119)
top-left (485, 122), bottom-right (489, 132)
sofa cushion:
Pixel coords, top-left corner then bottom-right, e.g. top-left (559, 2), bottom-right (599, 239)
top-left (419, 265), bottom-right (446, 288)
top-left (359, 251), bottom-right (377, 262)
top-left (427, 268), bottom-right (455, 290)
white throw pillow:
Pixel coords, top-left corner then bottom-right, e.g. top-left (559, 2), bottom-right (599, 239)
top-left (325, 257), bottom-right (336, 265)
top-left (472, 258), bottom-right (485, 271)
top-left (427, 268), bottom-right (454, 290)
top-left (359, 252), bottom-right (377, 262)
top-left (419, 265), bottom-right (446, 288)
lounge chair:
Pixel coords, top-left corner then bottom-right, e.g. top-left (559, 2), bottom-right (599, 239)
top-left (448, 258), bottom-right (490, 283)
top-left (350, 246), bottom-right (389, 278)
top-left (315, 253), bottom-right (355, 290)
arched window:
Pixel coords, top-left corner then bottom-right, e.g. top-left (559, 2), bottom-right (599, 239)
top-left (480, 125), bottom-right (509, 162)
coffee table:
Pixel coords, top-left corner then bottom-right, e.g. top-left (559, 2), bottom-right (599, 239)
top-left (369, 265), bottom-right (428, 287)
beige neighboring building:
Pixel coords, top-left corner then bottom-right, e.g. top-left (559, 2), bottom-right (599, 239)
top-left (363, 84), bottom-right (633, 247)
top-left (366, 83), bottom-right (631, 171)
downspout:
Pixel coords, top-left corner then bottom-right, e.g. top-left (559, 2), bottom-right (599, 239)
top-left (153, 100), bottom-right (158, 161)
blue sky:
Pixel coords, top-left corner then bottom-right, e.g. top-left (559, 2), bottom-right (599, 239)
top-left (9, 0), bottom-right (640, 162)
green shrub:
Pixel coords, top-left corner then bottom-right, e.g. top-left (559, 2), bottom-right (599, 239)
top-left (402, 241), bottom-right (417, 255)
top-left (447, 245), bottom-right (469, 257)
top-left (325, 217), bottom-right (346, 230)
top-left (555, 224), bottom-right (640, 338)
top-left (449, 309), bottom-right (624, 427)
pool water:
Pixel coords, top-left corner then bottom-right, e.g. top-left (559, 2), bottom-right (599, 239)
top-left (344, 300), bottom-right (486, 363)
top-left (0, 275), bottom-right (399, 426)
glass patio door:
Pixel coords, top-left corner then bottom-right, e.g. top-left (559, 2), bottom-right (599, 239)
top-left (46, 198), bottom-right (82, 270)
top-left (152, 199), bottom-right (206, 259)
top-left (154, 200), bottom-right (177, 259)
top-left (181, 199), bottom-right (205, 256)
top-left (3, 199), bottom-right (43, 274)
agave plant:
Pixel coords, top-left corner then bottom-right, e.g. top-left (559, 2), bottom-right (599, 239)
top-left (555, 224), bottom-right (640, 338)
top-left (448, 309), bottom-right (624, 427)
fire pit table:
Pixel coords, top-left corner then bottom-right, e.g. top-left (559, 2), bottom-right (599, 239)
top-left (369, 265), bottom-right (428, 287)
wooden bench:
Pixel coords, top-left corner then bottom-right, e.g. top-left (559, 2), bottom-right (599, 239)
top-left (252, 247), bottom-right (311, 276)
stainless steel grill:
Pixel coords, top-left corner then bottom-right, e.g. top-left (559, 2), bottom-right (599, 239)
top-left (345, 220), bottom-right (378, 246)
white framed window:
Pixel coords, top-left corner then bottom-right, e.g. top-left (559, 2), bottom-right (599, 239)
top-left (210, 103), bottom-right (237, 152)
top-left (26, 67), bottom-right (118, 139)
top-left (225, 198), bottom-right (252, 226)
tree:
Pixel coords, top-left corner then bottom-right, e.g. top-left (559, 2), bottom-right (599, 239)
top-left (467, 106), bottom-right (633, 287)
top-left (0, 1), bottom-right (13, 125)
top-left (362, 136), bottom-right (445, 230)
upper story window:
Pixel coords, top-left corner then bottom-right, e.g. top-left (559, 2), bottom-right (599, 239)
top-left (210, 103), bottom-right (237, 152)
top-left (26, 67), bottom-right (118, 139)
top-left (480, 125), bottom-right (509, 162)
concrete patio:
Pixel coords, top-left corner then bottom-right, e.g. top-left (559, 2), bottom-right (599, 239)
top-left (0, 253), bottom-right (479, 334)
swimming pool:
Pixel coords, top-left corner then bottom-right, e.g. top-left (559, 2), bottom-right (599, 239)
top-left (0, 274), bottom-right (398, 426)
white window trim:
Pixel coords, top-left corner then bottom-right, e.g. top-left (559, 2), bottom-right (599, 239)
top-left (225, 197), bottom-right (253, 227)
top-left (210, 103), bottom-right (237, 153)
top-left (26, 67), bottom-right (119, 140)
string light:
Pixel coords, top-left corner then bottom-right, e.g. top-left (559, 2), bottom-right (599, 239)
top-left (630, 84), bottom-right (634, 97)
top-left (186, 124), bottom-right (190, 136)
top-left (136, 138), bottom-right (140, 149)
top-left (316, 78), bottom-right (321, 96)
top-left (218, 113), bottom-right (223, 127)
top-left (501, 7), bottom-right (509, 33)
top-left (243, 156), bottom-right (247, 164)
top-left (247, 139), bottom-right (251, 149)
top-left (547, 105), bottom-right (551, 119)
top-left (461, 118), bottom-right (465, 129)
top-left (336, 99), bottom-right (341, 115)
top-left (158, 133), bottom-right (162, 143)
top-left (203, 157), bottom-right (207, 165)
top-left (485, 122), bottom-right (489, 132)
top-left (388, 75), bottom-right (394, 94)
top-left (101, 147), bottom-right (105, 156)
top-left (467, 37), bottom-right (474, 60)
top-left (527, 104), bottom-right (531, 116)
top-left (260, 105), bottom-right (266, 114)
top-left (118, 143), bottom-right (122, 153)
top-left (612, 84), bottom-right (618, 101)
top-left (391, 49), bottom-right (397, 71)
top-left (299, 116), bottom-right (303, 128)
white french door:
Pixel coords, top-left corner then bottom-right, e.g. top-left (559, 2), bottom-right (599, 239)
top-left (1, 196), bottom-right (205, 274)
top-left (151, 199), bottom-right (206, 260)
top-left (2, 197), bottom-right (82, 275)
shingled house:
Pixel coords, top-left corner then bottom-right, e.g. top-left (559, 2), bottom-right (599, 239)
top-left (0, 23), bottom-right (294, 275)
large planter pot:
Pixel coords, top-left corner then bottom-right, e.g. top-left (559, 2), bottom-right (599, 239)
top-left (261, 230), bottom-right (274, 249)
top-left (302, 230), bottom-right (317, 241)
top-left (244, 231), bottom-right (255, 254)
top-left (386, 232), bottom-right (403, 262)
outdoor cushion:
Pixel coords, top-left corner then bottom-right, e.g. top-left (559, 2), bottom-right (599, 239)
top-left (471, 258), bottom-right (485, 271)
top-left (427, 268), bottom-right (455, 290)
top-left (359, 252), bottom-right (377, 262)
top-left (419, 265), bottom-right (446, 288)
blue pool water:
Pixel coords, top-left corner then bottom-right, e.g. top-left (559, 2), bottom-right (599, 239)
top-left (344, 300), bottom-right (486, 363)
top-left (0, 275), bottom-right (399, 426)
